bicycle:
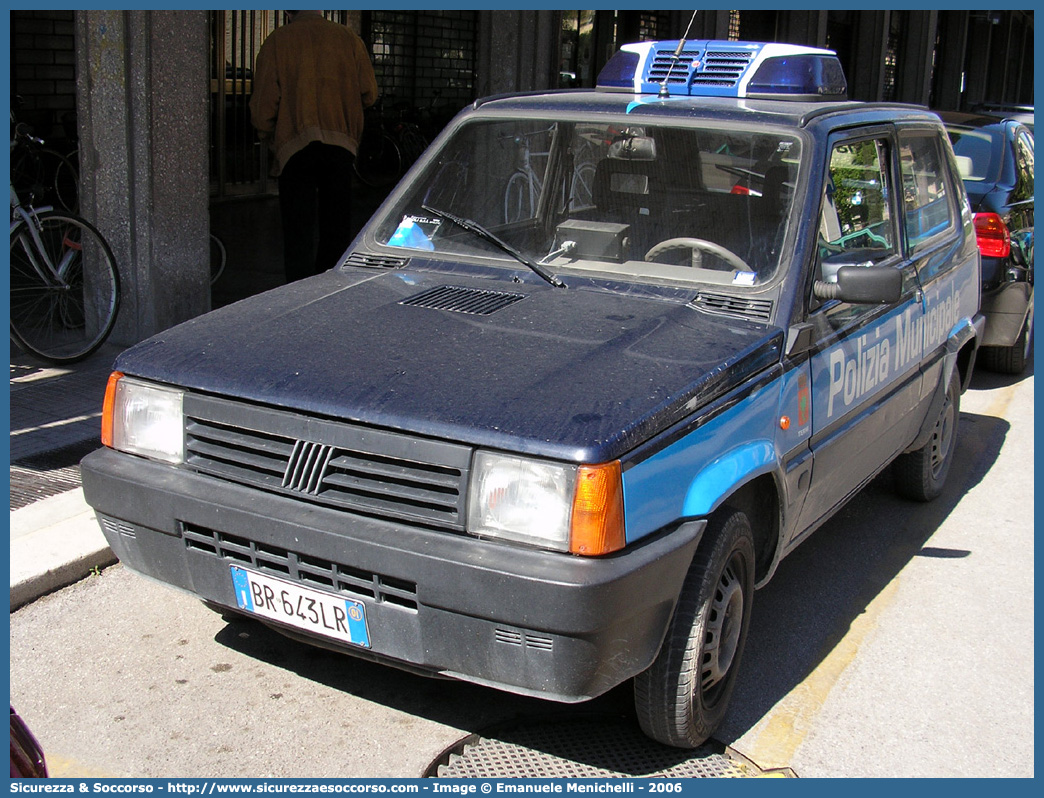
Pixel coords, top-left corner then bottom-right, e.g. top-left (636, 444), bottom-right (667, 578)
top-left (354, 97), bottom-right (430, 189)
top-left (503, 128), bottom-right (596, 224)
top-left (11, 120), bottom-right (80, 214)
top-left (10, 173), bottom-right (120, 364)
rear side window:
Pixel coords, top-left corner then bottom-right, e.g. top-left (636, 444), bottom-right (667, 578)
top-left (946, 125), bottom-right (1003, 182)
top-left (898, 133), bottom-right (956, 252)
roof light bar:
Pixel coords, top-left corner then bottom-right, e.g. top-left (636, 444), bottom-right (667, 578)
top-left (596, 40), bottom-right (847, 101)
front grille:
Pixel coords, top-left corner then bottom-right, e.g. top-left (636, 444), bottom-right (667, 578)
top-left (183, 394), bottom-right (472, 530)
top-left (183, 523), bottom-right (418, 610)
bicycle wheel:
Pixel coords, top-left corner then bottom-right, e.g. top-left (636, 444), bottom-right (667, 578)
top-left (398, 124), bottom-right (428, 169)
top-left (569, 161), bottom-right (596, 211)
top-left (10, 211), bottom-right (120, 364)
top-left (423, 161), bottom-right (469, 210)
top-left (503, 171), bottom-right (533, 224)
top-left (52, 148), bottom-right (80, 214)
top-left (354, 134), bottom-right (402, 188)
top-left (210, 232), bottom-right (227, 285)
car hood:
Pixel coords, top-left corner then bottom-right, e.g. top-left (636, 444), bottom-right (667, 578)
top-left (115, 268), bottom-right (782, 462)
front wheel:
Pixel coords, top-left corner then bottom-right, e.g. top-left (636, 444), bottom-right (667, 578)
top-left (634, 508), bottom-right (755, 748)
top-left (10, 211), bottom-right (120, 364)
top-left (893, 370), bottom-right (960, 502)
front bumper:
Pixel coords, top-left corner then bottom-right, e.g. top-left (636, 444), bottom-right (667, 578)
top-left (81, 447), bottom-right (703, 702)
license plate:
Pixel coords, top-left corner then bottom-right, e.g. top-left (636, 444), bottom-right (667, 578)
top-left (229, 566), bottom-right (370, 648)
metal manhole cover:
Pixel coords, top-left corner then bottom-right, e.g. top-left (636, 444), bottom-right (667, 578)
top-left (10, 439), bottom-right (100, 510)
top-left (425, 716), bottom-right (781, 778)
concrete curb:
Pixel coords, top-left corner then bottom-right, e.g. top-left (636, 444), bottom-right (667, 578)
top-left (9, 488), bottom-right (116, 610)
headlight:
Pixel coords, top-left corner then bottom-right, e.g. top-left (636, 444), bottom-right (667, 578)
top-left (102, 373), bottom-right (185, 464)
top-left (468, 451), bottom-right (626, 555)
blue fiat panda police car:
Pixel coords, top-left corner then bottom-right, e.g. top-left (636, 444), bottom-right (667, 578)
top-left (82, 41), bottom-right (983, 749)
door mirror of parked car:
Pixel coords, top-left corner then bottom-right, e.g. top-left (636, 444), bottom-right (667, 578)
top-left (813, 262), bottom-right (903, 304)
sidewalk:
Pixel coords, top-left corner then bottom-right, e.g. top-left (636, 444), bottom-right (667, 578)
top-left (9, 340), bottom-right (123, 609)
top-left (9, 192), bottom-right (392, 610)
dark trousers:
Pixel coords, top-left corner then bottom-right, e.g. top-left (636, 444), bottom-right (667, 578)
top-left (278, 142), bottom-right (355, 283)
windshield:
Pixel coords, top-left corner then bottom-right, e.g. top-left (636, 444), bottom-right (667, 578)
top-left (371, 117), bottom-right (803, 288)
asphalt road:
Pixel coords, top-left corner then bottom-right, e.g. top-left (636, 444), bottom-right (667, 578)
top-left (9, 364), bottom-right (1034, 779)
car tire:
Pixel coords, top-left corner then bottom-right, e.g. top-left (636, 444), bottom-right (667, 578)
top-left (894, 370), bottom-right (960, 502)
top-left (980, 304), bottom-right (1033, 375)
top-left (634, 508), bottom-right (755, 748)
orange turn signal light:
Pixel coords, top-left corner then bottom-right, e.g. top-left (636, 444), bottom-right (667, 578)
top-left (569, 461), bottom-right (626, 556)
top-left (100, 371), bottom-right (124, 448)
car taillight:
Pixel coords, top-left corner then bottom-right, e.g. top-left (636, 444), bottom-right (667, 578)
top-left (973, 213), bottom-right (1011, 258)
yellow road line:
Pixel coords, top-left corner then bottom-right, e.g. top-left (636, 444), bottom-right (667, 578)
top-left (744, 578), bottom-right (900, 770)
top-left (45, 754), bottom-right (119, 779)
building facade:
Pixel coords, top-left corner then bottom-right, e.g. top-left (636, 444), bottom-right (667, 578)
top-left (10, 9), bottom-right (1035, 345)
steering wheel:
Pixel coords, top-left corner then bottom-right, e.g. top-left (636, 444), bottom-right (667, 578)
top-left (644, 238), bottom-right (751, 273)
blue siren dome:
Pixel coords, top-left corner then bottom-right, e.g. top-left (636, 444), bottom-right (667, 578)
top-left (596, 40), bottom-right (848, 101)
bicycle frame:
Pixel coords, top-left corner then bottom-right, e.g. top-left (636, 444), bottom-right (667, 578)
top-left (11, 188), bottom-right (66, 286)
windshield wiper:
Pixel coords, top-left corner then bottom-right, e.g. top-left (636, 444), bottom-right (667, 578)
top-left (421, 203), bottom-right (564, 288)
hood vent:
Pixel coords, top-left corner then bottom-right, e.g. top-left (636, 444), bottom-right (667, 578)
top-left (400, 285), bottom-right (526, 316)
top-left (691, 292), bottom-right (773, 322)
top-left (344, 252), bottom-right (410, 269)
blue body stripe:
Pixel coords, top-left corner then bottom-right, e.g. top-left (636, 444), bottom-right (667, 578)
top-left (622, 377), bottom-right (785, 542)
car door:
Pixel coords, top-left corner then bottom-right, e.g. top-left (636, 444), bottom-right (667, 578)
top-left (791, 128), bottom-right (926, 542)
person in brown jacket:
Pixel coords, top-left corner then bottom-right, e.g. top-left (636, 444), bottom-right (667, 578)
top-left (250, 11), bottom-right (379, 282)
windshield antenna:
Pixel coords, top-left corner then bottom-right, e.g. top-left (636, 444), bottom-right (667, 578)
top-left (658, 10), bottom-right (700, 99)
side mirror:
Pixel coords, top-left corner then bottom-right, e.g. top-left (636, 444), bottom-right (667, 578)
top-left (813, 264), bottom-right (903, 304)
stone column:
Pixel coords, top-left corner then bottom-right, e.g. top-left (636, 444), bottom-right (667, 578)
top-left (475, 10), bottom-right (560, 97)
top-left (849, 12), bottom-right (891, 102)
top-left (932, 11), bottom-right (969, 111)
top-left (777, 10), bottom-right (828, 48)
top-left (75, 10), bottom-right (210, 346)
top-left (894, 10), bottom-right (939, 106)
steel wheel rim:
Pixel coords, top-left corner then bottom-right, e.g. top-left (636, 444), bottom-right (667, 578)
top-left (929, 388), bottom-right (956, 477)
top-left (700, 553), bottom-right (745, 703)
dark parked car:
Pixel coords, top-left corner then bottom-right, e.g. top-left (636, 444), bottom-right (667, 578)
top-left (83, 40), bottom-right (984, 749)
top-left (940, 110), bottom-right (1034, 373)
top-left (972, 103), bottom-right (1033, 134)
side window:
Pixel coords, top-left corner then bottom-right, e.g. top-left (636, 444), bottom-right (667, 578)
top-left (818, 139), bottom-right (895, 265)
top-left (898, 133), bottom-right (956, 252)
top-left (813, 137), bottom-right (898, 328)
